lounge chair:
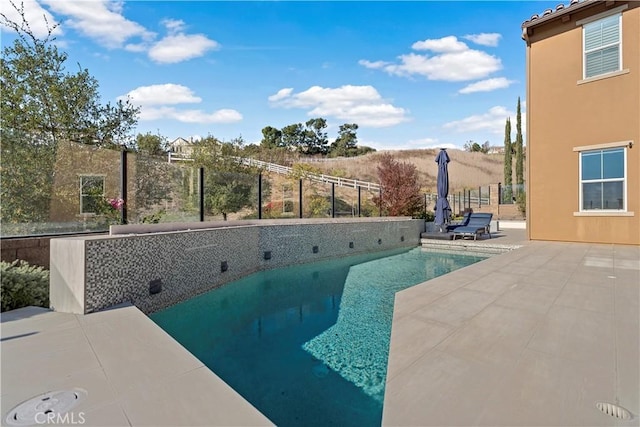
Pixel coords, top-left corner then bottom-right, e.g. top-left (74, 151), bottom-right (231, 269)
top-left (445, 211), bottom-right (471, 232)
top-left (452, 213), bottom-right (493, 240)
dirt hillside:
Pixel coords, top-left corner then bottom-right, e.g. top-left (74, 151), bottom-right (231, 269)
top-left (297, 149), bottom-right (508, 193)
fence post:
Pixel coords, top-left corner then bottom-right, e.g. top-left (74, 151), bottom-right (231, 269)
top-left (258, 174), bottom-right (262, 219)
top-left (379, 188), bottom-right (383, 217)
top-left (199, 167), bottom-right (204, 222)
top-left (358, 186), bottom-right (362, 217)
top-left (299, 179), bottom-right (303, 219)
top-left (498, 182), bottom-right (502, 205)
top-left (120, 149), bottom-right (128, 225)
top-left (331, 182), bottom-right (335, 218)
top-left (424, 193), bottom-right (427, 217)
top-left (478, 186), bottom-right (481, 208)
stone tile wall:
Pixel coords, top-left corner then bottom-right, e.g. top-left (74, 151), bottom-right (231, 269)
top-left (50, 218), bottom-right (424, 314)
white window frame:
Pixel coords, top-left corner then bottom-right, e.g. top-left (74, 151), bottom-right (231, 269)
top-left (79, 175), bottom-right (106, 215)
top-left (573, 141), bottom-right (633, 217)
top-left (577, 5), bottom-right (627, 81)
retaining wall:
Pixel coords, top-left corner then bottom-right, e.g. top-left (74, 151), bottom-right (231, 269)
top-left (50, 217), bottom-right (424, 315)
top-left (2, 237), bottom-right (57, 268)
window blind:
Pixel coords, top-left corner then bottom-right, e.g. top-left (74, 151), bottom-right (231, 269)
top-left (584, 14), bottom-right (620, 78)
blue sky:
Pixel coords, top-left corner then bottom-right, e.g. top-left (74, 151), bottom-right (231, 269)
top-left (1, 1), bottom-right (560, 150)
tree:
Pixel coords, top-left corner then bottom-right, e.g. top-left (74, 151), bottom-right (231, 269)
top-left (260, 126), bottom-right (282, 149)
top-left (515, 97), bottom-right (524, 188)
top-left (503, 117), bottom-right (513, 202)
top-left (329, 123), bottom-right (359, 157)
top-left (191, 135), bottom-right (264, 220)
top-left (463, 141), bottom-right (490, 153)
top-left (303, 118), bottom-right (328, 155)
top-left (132, 132), bottom-right (179, 221)
top-left (0, 4), bottom-right (139, 224)
top-left (481, 141), bottom-right (490, 153)
top-left (136, 132), bottom-right (168, 155)
top-left (281, 123), bottom-right (304, 151)
top-left (373, 154), bottom-right (422, 217)
top-left (1, 7), bottom-right (138, 148)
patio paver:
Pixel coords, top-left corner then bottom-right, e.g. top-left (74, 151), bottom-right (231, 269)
top-left (384, 236), bottom-right (639, 426)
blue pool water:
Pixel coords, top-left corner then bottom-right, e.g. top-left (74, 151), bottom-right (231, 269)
top-left (150, 247), bottom-right (486, 426)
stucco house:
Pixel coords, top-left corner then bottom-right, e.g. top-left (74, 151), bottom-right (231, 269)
top-left (522, 0), bottom-right (639, 244)
top-left (169, 137), bottom-right (197, 160)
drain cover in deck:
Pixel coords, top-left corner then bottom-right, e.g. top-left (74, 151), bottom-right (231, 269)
top-left (5, 389), bottom-right (87, 426)
top-left (596, 402), bottom-right (632, 420)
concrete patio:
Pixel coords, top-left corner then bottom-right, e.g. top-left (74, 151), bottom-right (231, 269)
top-left (385, 234), bottom-right (639, 426)
top-left (1, 228), bottom-right (638, 426)
top-left (0, 304), bottom-right (273, 426)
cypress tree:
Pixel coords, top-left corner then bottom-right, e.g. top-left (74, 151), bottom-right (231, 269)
top-left (503, 117), bottom-right (512, 202)
top-left (515, 97), bottom-right (524, 188)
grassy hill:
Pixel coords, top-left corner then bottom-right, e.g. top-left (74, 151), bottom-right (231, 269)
top-left (295, 149), bottom-right (507, 193)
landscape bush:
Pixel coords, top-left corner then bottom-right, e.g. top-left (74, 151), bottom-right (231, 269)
top-left (1, 260), bottom-right (49, 312)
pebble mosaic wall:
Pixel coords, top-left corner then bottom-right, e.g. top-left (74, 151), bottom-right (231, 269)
top-left (52, 218), bottom-right (423, 314)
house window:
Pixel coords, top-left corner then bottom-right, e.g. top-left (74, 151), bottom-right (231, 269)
top-left (80, 175), bottom-right (105, 214)
top-left (580, 148), bottom-right (625, 211)
top-left (583, 13), bottom-right (621, 79)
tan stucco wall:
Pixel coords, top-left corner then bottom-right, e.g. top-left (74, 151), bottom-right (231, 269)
top-left (50, 142), bottom-right (136, 222)
top-left (526, 2), bottom-right (640, 244)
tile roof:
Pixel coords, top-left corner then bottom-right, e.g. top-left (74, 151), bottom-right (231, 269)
top-left (521, 0), bottom-right (596, 29)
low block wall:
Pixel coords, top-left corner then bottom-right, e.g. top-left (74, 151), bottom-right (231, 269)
top-left (50, 217), bottom-right (424, 314)
top-left (1, 232), bottom-right (108, 268)
top-left (2, 237), bottom-right (56, 268)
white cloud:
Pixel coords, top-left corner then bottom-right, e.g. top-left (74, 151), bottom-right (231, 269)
top-left (148, 33), bottom-right (219, 64)
top-left (0, 0), bottom-right (61, 38)
top-left (42, 0), bottom-right (153, 48)
top-left (443, 105), bottom-right (526, 135)
top-left (364, 138), bottom-right (458, 151)
top-left (7, 1), bottom-right (218, 64)
top-left (162, 18), bottom-right (185, 34)
top-left (459, 77), bottom-right (514, 94)
top-left (412, 36), bottom-right (467, 53)
top-left (360, 36), bottom-right (501, 82)
top-left (408, 138), bottom-right (457, 148)
top-left (463, 33), bottom-right (502, 47)
top-left (268, 88), bottom-right (293, 102)
top-left (120, 84), bottom-right (201, 106)
top-left (268, 85), bottom-right (409, 128)
top-left (124, 43), bottom-right (147, 53)
top-left (358, 59), bottom-right (390, 70)
top-left (119, 84), bottom-right (241, 124)
top-left (140, 107), bottom-right (242, 124)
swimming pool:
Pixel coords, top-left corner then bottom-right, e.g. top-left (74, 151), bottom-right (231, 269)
top-left (150, 247), bottom-right (486, 426)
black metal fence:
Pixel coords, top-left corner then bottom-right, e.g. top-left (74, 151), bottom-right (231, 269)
top-left (425, 185), bottom-right (491, 215)
top-left (498, 183), bottom-right (526, 205)
top-left (425, 183), bottom-right (526, 216)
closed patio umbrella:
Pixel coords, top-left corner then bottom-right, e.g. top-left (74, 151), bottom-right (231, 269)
top-left (434, 148), bottom-right (451, 230)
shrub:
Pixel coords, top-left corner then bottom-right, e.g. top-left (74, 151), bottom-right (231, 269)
top-left (1, 260), bottom-right (49, 312)
top-left (420, 210), bottom-right (436, 222)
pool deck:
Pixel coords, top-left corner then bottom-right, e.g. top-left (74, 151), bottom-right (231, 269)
top-left (386, 229), bottom-right (639, 426)
top-left (1, 228), bottom-right (638, 426)
top-left (0, 304), bottom-right (273, 426)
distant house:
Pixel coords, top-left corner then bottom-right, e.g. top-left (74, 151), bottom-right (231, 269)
top-left (487, 146), bottom-right (505, 155)
top-left (522, 0), bottom-right (639, 244)
top-left (169, 137), bottom-right (196, 161)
